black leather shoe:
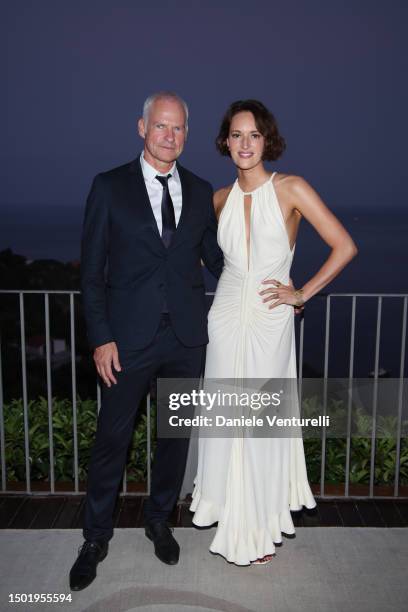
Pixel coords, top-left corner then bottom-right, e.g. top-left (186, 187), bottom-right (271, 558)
top-left (69, 539), bottom-right (109, 591)
top-left (145, 522), bottom-right (180, 565)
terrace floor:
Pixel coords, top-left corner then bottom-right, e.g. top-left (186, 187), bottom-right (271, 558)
top-left (0, 526), bottom-right (407, 612)
top-left (1, 496), bottom-right (408, 612)
top-left (1, 495), bottom-right (408, 529)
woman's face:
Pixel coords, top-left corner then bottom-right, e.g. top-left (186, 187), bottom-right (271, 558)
top-left (226, 111), bottom-right (265, 170)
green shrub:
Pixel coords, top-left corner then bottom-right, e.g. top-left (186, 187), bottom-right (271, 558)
top-left (301, 396), bottom-right (408, 485)
top-left (1, 396), bottom-right (407, 487)
top-left (2, 396), bottom-right (156, 484)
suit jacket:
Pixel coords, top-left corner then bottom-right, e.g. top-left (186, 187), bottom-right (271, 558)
top-left (80, 157), bottom-right (224, 350)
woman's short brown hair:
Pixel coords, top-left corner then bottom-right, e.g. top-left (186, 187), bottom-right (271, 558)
top-left (215, 99), bottom-right (285, 161)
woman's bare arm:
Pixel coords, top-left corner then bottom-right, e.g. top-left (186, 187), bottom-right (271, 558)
top-left (261, 175), bottom-right (358, 308)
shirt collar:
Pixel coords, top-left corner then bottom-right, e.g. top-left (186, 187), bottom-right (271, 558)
top-left (140, 152), bottom-right (178, 184)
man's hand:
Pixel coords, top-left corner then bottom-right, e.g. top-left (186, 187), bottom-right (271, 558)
top-left (93, 341), bottom-right (122, 387)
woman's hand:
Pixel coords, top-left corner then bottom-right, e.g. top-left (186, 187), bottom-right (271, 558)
top-left (259, 278), bottom-right (305, 310)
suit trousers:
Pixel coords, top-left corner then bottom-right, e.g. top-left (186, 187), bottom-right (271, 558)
top-left (83, 314), bottom-right (205, 542)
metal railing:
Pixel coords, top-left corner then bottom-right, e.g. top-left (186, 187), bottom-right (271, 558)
top-left (0, 290), bottom-right (407, 499)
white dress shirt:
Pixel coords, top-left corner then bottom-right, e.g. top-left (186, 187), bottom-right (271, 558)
top-left (140, 153), bottom-right (183, 236)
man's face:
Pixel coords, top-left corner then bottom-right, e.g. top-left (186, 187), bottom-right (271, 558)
top-left (138, 98), bottom-right (187, 171)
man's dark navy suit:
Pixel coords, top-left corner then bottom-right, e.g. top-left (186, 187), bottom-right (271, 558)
top-left (80, 157), bottom-right (223, 541)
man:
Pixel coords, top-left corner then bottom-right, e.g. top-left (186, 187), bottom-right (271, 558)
top-left (69, 92), bottom-right (223, 591)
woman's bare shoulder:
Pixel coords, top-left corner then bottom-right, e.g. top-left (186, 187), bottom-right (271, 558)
top-left (213, 184), bottom-right (233, 218)
top-left (273, 172), bottom-right (307, 191)
top-left (273, 173), bottom-right (312, 217)
top-left (273, 173), bottom-right (313, 203)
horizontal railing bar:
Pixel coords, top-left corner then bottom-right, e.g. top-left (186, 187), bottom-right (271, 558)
top-left (0, 490), bottom-right (406, 501)
top-left (0, 290), bottom-right (82, 295)
top-left (1, 289), bottom-right (408, 298)
top-left (0, 490), bottom-right (147, 497)
top-left (320, 293), bottom-right (408, 298)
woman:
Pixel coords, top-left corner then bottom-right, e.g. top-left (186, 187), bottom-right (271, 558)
top-left (190, 100), bottom-right (357, 566)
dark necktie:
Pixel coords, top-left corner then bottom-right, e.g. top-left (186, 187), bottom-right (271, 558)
top-left (156, 174), bottom-right (176, 248)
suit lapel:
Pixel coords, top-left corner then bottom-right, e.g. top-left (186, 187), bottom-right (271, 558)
top-left (128, 158), bottom-right (164, 246)
top-left (170, 162), bottom-right (192, 250)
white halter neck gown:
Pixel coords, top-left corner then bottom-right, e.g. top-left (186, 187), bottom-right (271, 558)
top-left (190, 172), bottom-right (316, 565)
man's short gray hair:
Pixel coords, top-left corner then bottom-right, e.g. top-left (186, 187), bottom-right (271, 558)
top-left (142, 91), bottom-right (189, 129)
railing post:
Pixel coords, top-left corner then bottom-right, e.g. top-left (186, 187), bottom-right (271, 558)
top-left (147, 393), bottom-right (151, 496)
top-left (320, 295), bottom-right (331, 498)
top-left (298, 313), bottom-right (305, 401)
top-left (0, 333), bottom-right (6, 491)
top-left (369, 296), bottom-right (382, 497)
top-left (345, 296), bottom-right (356, 497)
top-left (19, 293), bottom-right (31, 494)
top-left (97, 380), bottom-right (101, 415)
top-left (70, 293), bottom-right (79, 493)
top-left (44, 293), bottom-right (55, 493)
top-left (394, 296), bottom-right (407, 496)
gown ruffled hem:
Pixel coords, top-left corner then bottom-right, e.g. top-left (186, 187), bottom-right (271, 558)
top-left (190, 480), bottom-right (316, 566)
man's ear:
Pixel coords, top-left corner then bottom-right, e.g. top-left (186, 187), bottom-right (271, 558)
top-left (138, 117), bottom-right (145, 139)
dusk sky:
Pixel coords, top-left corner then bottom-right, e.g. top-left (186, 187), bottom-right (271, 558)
top-left (2, 0), bottom-right (407, 217)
